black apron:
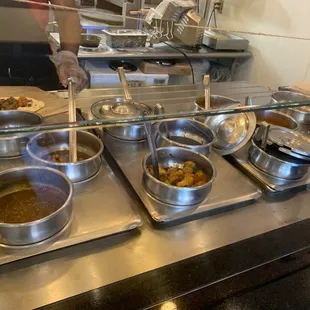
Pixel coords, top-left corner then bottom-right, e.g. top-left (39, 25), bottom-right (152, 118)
top-left (0, 0), bottom-right (60, 90)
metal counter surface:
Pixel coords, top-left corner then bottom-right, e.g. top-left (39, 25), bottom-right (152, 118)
top-left (50, 33), bottom-right (252, 60)
top-left (2, 82), bottom-right (310, 309)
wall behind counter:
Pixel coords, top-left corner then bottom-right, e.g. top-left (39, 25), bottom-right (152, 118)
top-left (214, 0), bottom-right (310, 89)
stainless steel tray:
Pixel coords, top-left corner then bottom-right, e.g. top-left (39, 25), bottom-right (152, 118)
top-left (103, 133), bottom-right (262, 225)
top-left (0, 127), bottom-right (141, 266)
top-left (230, 142), bottom-right (310, 195)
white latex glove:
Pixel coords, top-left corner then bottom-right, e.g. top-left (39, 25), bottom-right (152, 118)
top-left (50, 51), bottom-right (88, 93)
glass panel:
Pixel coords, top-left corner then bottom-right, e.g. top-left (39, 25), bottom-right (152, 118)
top-left (0, 0), bottom-right (309, 136)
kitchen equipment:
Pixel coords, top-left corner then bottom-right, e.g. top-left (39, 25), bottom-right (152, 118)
top-left (205, 110), bottom-right (256, 156)
top-left (249, 138), bottom-right (310, 180)
top-left (138, 60), bottom-right (191, 76)
top-left (204, 75), bottom-right (210, 110)
top-left (102, 29), bottom-right (148, 48)
top-left (230, 142), bottom-right (310, 196)
top-left (68, 78), bottom-right (77, 163)
top-left (272, 91), bottom-right (310, 124)
top-left (266, 127), bottom-right (310, 161)
top-left (144, 114), bottom-right (159, 180)
top-left (154, 103), bottom-right (170, 139)
top-left (80, 34), bottom-right (101, 48)
top-left (104, 129), bottom-right (261, 225)
top-left (84, 60), bottom-right (169, 88)
top-left (0, 122), bottom-right (141, 263)
top-left (255, 110), bottom-right (298, 130)
top-left (195, 95), bottom-right (240, 110)
top-left (0, 166), bottom-right (73, 245)
top-left (0, 110), bottom-right (43, 157)
top-left (91, 98), bottom-right (152, 141)
top-left (143, 147), bottom-right (216, 206)
top-left (118, 67), bottom-right (133, 102)
top-left (203, 29), bottom-right (249, 51)
top-left (27, 131), bottom-right (103, 183)
top-left (109, 60), bottom-right (137, 73)
top-left (93, 67), bottom-right (153, 141)
top-left (145, 0), bottom-right (205, 46)
top-left (156, 119), bottom-right (215, 157)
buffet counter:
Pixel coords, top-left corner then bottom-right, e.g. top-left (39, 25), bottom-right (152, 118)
top-left (1, 82), bottom-right (310, 309)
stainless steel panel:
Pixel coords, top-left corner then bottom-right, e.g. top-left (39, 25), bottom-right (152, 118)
top-left (0, 154), bottom-right (141, 265)
top-left (104, 133), bottom-right (261, 224)
top-left (3, 82), bottom-right (310, 310)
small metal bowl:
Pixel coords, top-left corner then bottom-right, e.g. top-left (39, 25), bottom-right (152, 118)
top-left (80, 34), bottom-right (101, 48)
top-left (156, 119), bottom-right (215, 157)
top-left (142, 147), bottom-right (216, 207)
top-left (27, 131), bottom-right (103, 183)
top-left (0, 110), bottom-right (43, 157)
top-left (255, 110), bottom-right (298, 130)
top-left (0, 166), bottom-right (73, 245)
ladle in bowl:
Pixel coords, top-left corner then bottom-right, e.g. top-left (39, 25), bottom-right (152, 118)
top-left (143, 111), bottom-right (159, 180)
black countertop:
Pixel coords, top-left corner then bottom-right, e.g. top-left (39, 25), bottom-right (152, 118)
top-left (39, 216), bottom-right (310, 310)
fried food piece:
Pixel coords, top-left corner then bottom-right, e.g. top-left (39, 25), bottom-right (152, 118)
top-left (194, 170), bottom-right (208, 185)
top-left (169, 169), bottom-right (184, 185)
top-left (147, 161), bottom-right (208, 188)
top-left (177, 174), bottom-right (194, 187)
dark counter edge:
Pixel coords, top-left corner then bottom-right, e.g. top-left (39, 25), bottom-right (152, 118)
top-left (39, 217), bottom-right (310, 310)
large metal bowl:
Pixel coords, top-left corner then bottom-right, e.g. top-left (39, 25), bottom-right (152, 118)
top-left (255, 110), bottom-right (298, 130)
top-left (0, 166), bottom-right (73, 245)
top-left (272, 91), bottom-right (310, 124)
top-left (249, 139), bottom-right (310, 180)
top-left (195, 94), bottom-right (240, 110)
top-left (0, 110), bottom-right (43, 157)
top-left (91, 97), bottom-right (153, 141)
top-left (156, 119), bottom-right (215, 157)
top-left (27, 131), bottom-right (103, 183)
top-left (142, 147), bottom-right (216, 207)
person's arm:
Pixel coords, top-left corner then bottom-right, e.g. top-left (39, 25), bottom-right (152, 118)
top-left (51, 0), bottom-right (81, 55)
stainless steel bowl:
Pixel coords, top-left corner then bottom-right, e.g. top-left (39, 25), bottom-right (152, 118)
top-left (91, 97), bottom-right (152, 141)
top-left (0, 166), bottom-right (73, 245)
top-left (255, 110), bottom-right (298, 130)
top-left (0, 110), bottom-right (43, 157)
top-left (142, 147), bottom-right (216, 207)
top-left (156, 119), bottom-right (215, 157)
top-left (27, 131), bottom-right (103, 183)
top-left (195, 94), bottom-right (240, 110)
top-left (249, 139), bottom-right (310, 180)
top-left (272, 91), bottom-right (310, 124)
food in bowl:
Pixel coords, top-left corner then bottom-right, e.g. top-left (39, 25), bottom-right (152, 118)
top-left (0, 183), bottom-right (68, 224)
top-left (147, 161), bottom-right (209, 188)
top-left (43, 150), bottom-right (90, 163)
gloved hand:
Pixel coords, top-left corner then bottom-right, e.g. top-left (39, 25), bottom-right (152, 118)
top-left (50, 51), bottom-right (88, 93)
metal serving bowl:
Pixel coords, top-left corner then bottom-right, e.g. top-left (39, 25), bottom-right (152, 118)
top-left (142, 147), bottom-right (216, 207)
top-left (255, 110), bottom-right (298, 130)
top-left (156, 119), bottom-right (215, 157)
top-left (0, 110), bottom-right (43, 157)
top-left (249, 139), bottom-right (310, 180)
top-left (80, 34), bottom-right (101, 48)
top-left (272, 91), bottom-right (310, 124)
top-left (195, 94), bottom-right (240, 110)
top-left (91, 97), bottom-right (153, 141)
top-left (0, 166), bottom-right (73, 245)
top-left (27, 131), bottom-right (103, 183)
